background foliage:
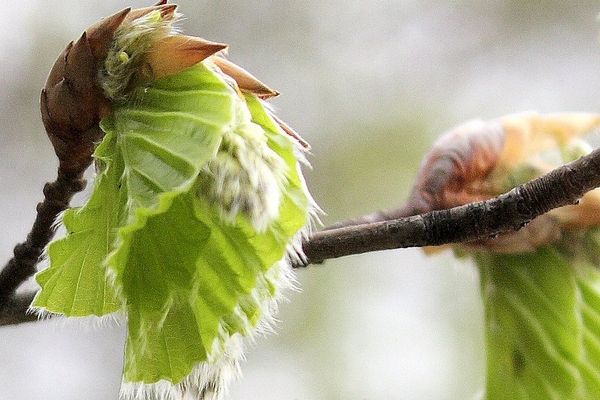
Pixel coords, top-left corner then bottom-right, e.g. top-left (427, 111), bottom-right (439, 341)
top-left (2, 1), bottom-right (600, 399)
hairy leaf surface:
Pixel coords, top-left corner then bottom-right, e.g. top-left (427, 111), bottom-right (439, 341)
top-left (477, 242), bottom-right (600, 400)
top-left (34, 63), bottom-right (234, 316)
top-left (33, 133), bottom-right (124, 315)
top-left (119, 93), bottom-right (309, 383)
top-left (34, 61), bottom-right (310, 387)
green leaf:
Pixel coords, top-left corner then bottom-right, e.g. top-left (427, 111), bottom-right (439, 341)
top-left (110, 63), bottom-right (234, 211)
top-left (33, 133), bottom-right (123, 316)
top-left (477, 244), bottom-right (600, 400)
top-left (119, 94), bottom-right (309, 384)
top-left (34, 61), bottom-right (311, 387)
top-left (33, 63), bottom-right (234, 317)
top-left (105, 63), bottom-right (234, 279)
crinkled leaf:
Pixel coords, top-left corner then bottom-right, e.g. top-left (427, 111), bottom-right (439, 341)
top-left (477, 244), bottom-right (600, 400)
top-left (34, 62), bottom-right (310, 386)
top-left (110, 62), bottom-right (234, 211)
top-left (33, 133), bottom-right (123, 316)
top-left (34, 63), bottom-right (234, 317)
top-left (120, 95), bottom-right (309, 384)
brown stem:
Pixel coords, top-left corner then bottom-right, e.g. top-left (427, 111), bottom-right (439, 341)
top-left (322, 204), bottom-right (417, 231)
top-left (0, 169), bottom-right (86, 305)
top-left (296, 146), bottom-right (600, 267)
top-left (0, 292), bottom-right (38, 327)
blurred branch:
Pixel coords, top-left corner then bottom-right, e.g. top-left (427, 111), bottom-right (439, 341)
top-left (2, 142), bottom-right (600, 326)
top-left (0, 292), bottom-right (38, 326)
top-left (296, 146), bottom-right (600, 267)
top-left (0, 169), bottom-right (86, 307)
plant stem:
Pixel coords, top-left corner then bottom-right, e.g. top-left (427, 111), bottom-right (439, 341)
top-left (0, 169), bottom-right (86, 306)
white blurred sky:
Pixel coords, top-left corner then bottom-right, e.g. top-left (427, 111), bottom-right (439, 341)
top-left (1, 1), bottom-right (600, 399)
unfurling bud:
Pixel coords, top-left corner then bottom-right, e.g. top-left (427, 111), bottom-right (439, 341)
top-left (37, 4), bottom-right (317, 400)
top-left (42, 2), bottom-right (306, 176)
top-left (409, 112), bottom-right (600, 253)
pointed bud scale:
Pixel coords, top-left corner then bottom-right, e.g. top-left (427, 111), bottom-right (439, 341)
top-left (125, 4), bottom-right (178, 22)
top-left (63, 32), bottom-right (96, 94)
top-left (41, 7), bottom-right (130, 173)
top-left (212, 57), bottom-right (279, 99)
top-left (85, 8), bottom-right (131, 59)
top-left (146, 35), bottom-right (228, 80)
top-left (45, 42), bottom-right (71, 88)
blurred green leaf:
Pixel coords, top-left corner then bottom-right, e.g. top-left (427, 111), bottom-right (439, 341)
top-left (477, 241), bottom-right (600, 400)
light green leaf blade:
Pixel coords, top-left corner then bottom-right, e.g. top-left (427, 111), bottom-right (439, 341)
top-left (119, 95), bottom-right (310, 384)
top-left (477, 244), bottom-right (600, 400)
top-left (112, 63), bottom-right (235, 210)
top-left (34, 63), bottom-right (236, 317)
top-left (33, 133), bottom-right (123, 316)
top-left (121, 195), bottom-right (211, 383)
top-left (107, 63), bottom-right (235, 277)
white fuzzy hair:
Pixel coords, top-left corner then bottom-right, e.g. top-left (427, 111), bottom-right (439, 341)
top-left (119, 132), bottom-right (320, 399)
top-left (199, 96), bottom-right (289, 233)
top-left (119, 258), bottom-right (299, 400)
top-left (101, 9), bottom-right (180, 100)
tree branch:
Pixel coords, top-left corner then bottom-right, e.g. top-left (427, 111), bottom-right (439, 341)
top-left (0, 169), bottom-right (86, 306)
top-left (0, 292), bottom-right (38, 327)
top-left (296, 146), bottom-right (600, 266)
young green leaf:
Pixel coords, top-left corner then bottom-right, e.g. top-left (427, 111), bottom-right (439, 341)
top-left (33, 133), bottom-right (124, 316)
top-left (34, 6), bottom-right (315, 399)
top-left (113, 83), bottom-right (310, 386)
top-left (34, 63), bottom-right (234, 318)
top-left (477, 239), bottom-right (600, 400)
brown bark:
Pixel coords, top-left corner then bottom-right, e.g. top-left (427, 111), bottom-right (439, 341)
top-left (298, 145), bottom-right (600, 267)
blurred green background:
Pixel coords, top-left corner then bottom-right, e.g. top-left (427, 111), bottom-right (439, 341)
top-left (1, 1), bottom-right (600, 399)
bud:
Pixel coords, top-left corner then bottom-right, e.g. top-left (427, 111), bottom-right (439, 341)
top-left (42, 3), bottom-right (306, 177)
top-left (35, 4), bottom-right (317, 400)
top-left (409, 112), bottom-right (600, 253)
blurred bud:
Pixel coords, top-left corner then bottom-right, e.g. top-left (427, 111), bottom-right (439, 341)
top-left (409, 112), bottom-right (600, 253)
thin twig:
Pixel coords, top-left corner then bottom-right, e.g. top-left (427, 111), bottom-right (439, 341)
top-left (297, 146), bottom-right (600, 266)
top-left (0, 169), bottom-right (86, 306)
